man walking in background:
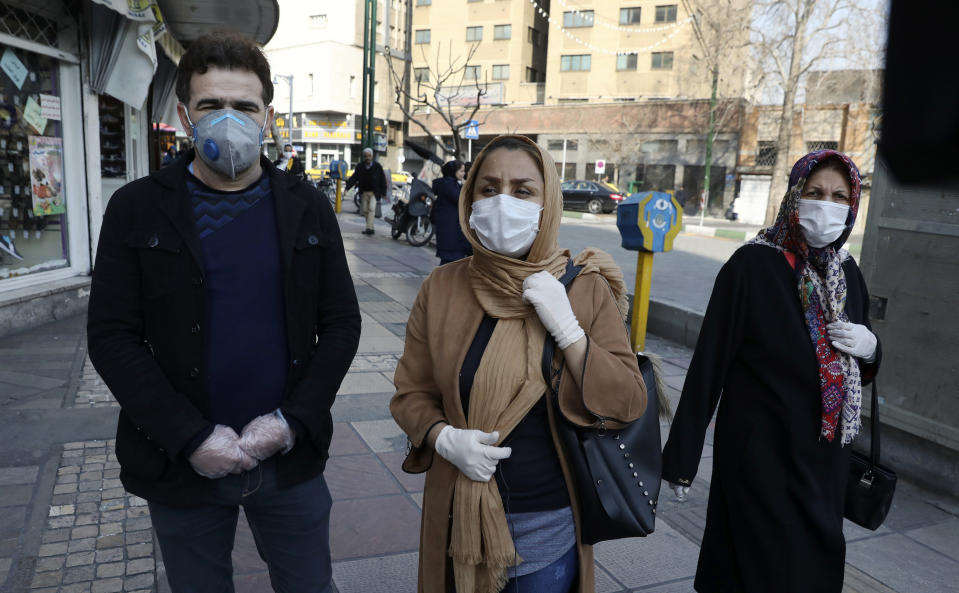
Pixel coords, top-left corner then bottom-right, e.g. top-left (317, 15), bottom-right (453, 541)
top-left (345, 147), bottom-right (386, 235)
top-left (87, 31), bottom-right (360, 593)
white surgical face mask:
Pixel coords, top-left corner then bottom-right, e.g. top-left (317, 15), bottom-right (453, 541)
top-left (283, 150), bottom-right (293, 158)
top-left (798, 198), bottom-right (850, 248)
top-left (469, 194), bottom-right (543, 257)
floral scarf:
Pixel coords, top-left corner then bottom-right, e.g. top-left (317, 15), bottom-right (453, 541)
top-left (748, 150), bottom-right (863, 445)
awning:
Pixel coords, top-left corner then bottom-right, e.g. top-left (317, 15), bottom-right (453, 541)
top-left (154, 0), bottom-right (280, 46)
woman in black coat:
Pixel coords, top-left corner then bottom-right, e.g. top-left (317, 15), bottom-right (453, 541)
top-left (432, 160), bottom-right (472, 265)
top-left (662, 150), bottom-right (881, 593)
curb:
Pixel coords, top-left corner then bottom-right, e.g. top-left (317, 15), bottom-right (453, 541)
top-left (561, 211), bottom-right (603, 222)
top-left (627, 294), bottom-right (704, 351)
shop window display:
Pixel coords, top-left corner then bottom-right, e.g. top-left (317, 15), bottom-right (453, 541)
top-left (0, 44), bottom-right (69, 279)
top-left (99, 94), bottom-right (126, 177)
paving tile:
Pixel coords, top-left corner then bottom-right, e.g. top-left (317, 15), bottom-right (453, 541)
top-left (0, 370), bottom-right (66, 389)
top-left (351, 419), bottom-right (408, 453)
top-left (332, 552), bottom-right (418, 593)
top-left (593, 521), bottom-right (699, 588)
top-left (325, 455), bottom-right (402, 500)
top-left (329, 496), bottom-right (420, 561)
top-left (843, 518), bottom-right (891, 543)
top-left (355, 334), bottom-right (406, 353)
top-left (337, 372), bottom-right (395, 396)
top-left (0, 484), bottom-right (33, 506)
top-left (0, 505), bottom-right (27, 539)
top-left (234, 572), bottom-right (273, 593)
top-left (376, 451), bottom-right (425, 493)
top-left (231, 513), bottom-right (267, 577)
top-left (594, 563), bottom-right (626, 593)
top-left (329, 423), bottom-right (371, 457)
top-left (0, 465), bottom-right (39, 485)
top-left (357, 322), bottom-right (396, 338)
top-left (881, 489), bottom-right (954, 532)
top-left (846, 533), bottom-right (959, 593)
top-left (630, 577), bottom-right (697, 592)
top-left (332, 393), bottom-right (394, 423)
top-left (905, 518), bottom-right (959, 563)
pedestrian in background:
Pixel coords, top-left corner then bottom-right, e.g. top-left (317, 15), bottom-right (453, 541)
top-left (274, 142), bottom-right (305, 180)
top-left (345, 147), bottom-right (386, 235)
top-left (662, 150), bottom-right (881, 593)
top-left (432, 159), bottom-right (472, 265)
top-left (87, 31), bottom-right (360, 593)
top-left (161, 145), bottom-right (177, 167)
top-left (391, 134), bottom-right (647, 593)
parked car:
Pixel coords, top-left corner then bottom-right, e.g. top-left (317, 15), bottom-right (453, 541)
top-left (561, 180), bottom-right (625, 214)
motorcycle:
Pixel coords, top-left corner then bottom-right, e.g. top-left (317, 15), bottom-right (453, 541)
top-left (386, 178), bottom-right (434, 247)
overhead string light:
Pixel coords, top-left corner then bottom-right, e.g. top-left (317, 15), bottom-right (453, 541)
top-left (528, 0), bottom-right (692, 56)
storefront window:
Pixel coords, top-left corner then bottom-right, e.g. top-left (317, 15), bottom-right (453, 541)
top-left (0, 43), bottom-right (69, 279)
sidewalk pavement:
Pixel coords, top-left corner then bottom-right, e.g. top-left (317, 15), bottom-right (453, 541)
top-left (0, 209), bottom-right (955, 592)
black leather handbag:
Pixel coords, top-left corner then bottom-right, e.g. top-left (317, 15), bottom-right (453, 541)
top-left (845, 380), bottom-right (897, 530)
top-left (541, 261), bottom-right (665, 544)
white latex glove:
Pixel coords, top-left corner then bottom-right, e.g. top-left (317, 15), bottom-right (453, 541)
top-left (522, 270), bottom-right (585, 349)
top-left (434, 426), bottom-right (512, 482)
top-left (237, 409), bottom-right (295, 461)
top-left (189, 425), bottom-right (258, 479)
top-left (669, 482), bottom-right (690, 502)
top-left (827, 321), bottom-right (877, 362)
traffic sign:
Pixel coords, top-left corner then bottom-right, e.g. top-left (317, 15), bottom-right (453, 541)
top-left (464, 119), bottom-right (479, 140)
top-left (595, 159), bottom-right (606, 174)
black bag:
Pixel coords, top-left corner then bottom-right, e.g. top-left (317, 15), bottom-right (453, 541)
top-left (541, 261), bottom-right (665, 544)
top-left (374, 197), bottom-right (383, 219)
top-left (845, 380), bottom-right (897, 530)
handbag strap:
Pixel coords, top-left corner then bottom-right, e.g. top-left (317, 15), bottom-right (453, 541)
top-left (540, 260), bottom-right (584, 389)
top-left (868, 380), bottom-right (881, 467)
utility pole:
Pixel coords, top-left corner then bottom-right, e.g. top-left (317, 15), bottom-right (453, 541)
top-left (272, 74), bottom-right (294, 149)
top-left (361, 0), bottom-right (377, 150)
top-left (701, 64), bottom-right (718, 226)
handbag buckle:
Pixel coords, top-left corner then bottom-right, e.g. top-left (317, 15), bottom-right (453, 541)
top-left (859, 471), bottom-right (874, 487)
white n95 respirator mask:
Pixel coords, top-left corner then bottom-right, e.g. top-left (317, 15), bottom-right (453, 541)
top-left (469, 194), bottom-right (543, 258)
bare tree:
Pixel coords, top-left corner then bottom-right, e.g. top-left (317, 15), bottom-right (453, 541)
top-left (752, 0), bottom-right (885, 224)
top-left (386, 41), bottom-right (495, 161)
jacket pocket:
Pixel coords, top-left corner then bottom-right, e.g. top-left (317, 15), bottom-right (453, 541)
top-left (115, 412), bottom-right (169, 482)
top-left (293, 227), bottom-right (329, 290)
top-left (125, 229), bottom-right (185, 298)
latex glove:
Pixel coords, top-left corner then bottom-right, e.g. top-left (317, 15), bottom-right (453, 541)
top-left (522, 271), bottom-right (585, 349)
top-left (827, 322), bottom-right (877, 362)
top-left (189, 425), bottom-right (258, 479)
top-left (670, 482), bottom-right (690, 502)
top-left (434, 426), bottom-right (512, 482)
top-left (238, 409), bottom-right (295, 461)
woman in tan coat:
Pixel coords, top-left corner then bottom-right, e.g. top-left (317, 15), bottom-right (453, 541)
top-left (390, 135), bottom-right (647, 593)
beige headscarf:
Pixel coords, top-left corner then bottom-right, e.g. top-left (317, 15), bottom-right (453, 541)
top-left (449, 135), bottom-right (626, 593)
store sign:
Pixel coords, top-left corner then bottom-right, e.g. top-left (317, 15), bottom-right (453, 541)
top-left (301, 128), bottom-right (355, 141)
top-left (1, 48), bottom-right (27, 90)
top-left (28, 136), bottom-right (66, 216)
top-left (40, 94), bottom-right (61, 120)
top-left (436, 83), bottom-right (504, 107)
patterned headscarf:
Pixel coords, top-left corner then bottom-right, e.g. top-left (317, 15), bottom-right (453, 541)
top-left (748, 150), bottom-right (863, 444)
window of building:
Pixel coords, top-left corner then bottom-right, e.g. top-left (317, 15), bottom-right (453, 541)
top-left (527, 27), bottom-right (543, 47)
top-left (350, 75), bottom-right (357, 98)
top-left (415, 29), bottom-right (430, 44)
top-left (464, 65), bottom-right (481, 80)
top-left (526, 67), bottom-right (537, 83)
top-left (414, 68), bottom-right (429, 83)
top-left (547, 139), bottom-right (578, 151)
top-left (492, 64), bottom-right (509, 80)
top-left (466, 26), bottom-right (482, 41)
top-left (620, 7), bottom-right (642, 24)
top-left (641, 139), bottom-right (679, 154)
top-left (558, 97), bottom-right (589, 103)
top-left (494, 24), bottom-right (512, 40)
top-left (310, 14), bottom-right (328, 28)
top-left (307, 73), bottom-right (314, 95)
top-left (805, 140), bottom-right (839, 152)
top-left (560, 54), bottom-right (591, 71)
top-left (756, 141), bottom-right (777, 166)
top-left (655, 5), bottom-right (677, 23)
top-left (563, 11), bottom-right (594, 28)
top-left (617, 53), bottom-right (638, 71)
top-left (651, 51), bottom-right (674, 70)
top-left (415, 0), bottom-right (431, 5)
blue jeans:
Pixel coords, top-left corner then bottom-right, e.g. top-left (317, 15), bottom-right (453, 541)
top-left (503, 544), bottom-right (578, 593)
top-left (148, 458), bottom-right (332, 593)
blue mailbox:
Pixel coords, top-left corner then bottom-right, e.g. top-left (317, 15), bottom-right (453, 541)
top-left (329, 159), bottom-right (348, 180)
top-left (616, 191), bottom-right (683, 252)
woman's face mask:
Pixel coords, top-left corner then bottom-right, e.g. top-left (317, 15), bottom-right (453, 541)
top-left (798, 199), bottom-right (849, 248)
top-left (469, 194), bottom-right (543, 257)
top-left (183, 106), bottom-right (267, 180)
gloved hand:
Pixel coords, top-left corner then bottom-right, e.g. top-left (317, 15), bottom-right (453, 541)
top-left (522, 271), bottom-right (585, 350)
top-left (434, 426), bottom-right (512, 482)
top-left (827, 322), bottom-right (877, 362)
top-left (238, 409), bottom-right (295, 461)
top-left (669, 482), bottom-right (690, 502)
top-left (189, 425), bottom-right (258, 479)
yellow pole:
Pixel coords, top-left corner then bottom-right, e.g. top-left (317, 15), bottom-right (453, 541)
top-left (631, 250), bottom-right (654, 352)
top-left (335, 179), bottom-right (343, 213)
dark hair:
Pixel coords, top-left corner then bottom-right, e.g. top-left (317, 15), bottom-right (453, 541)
top-left (284, 144), bottom-right (293, 150)
top-left (441, 159), bottom-right (464, 178)
top-left (175, 31), bottom-right (273, 106)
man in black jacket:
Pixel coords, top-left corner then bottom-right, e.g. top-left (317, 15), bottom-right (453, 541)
top-left (344, 147), bottom-right (386, 235)
top-left (87, 32), bottom-right (360, 593)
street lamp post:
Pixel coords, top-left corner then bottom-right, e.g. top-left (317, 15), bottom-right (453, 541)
top-left (273, 74), bottom-right (294, 149)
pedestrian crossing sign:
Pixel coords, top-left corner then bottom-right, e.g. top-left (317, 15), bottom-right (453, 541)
top-left (464, 120), bottom-right (479, 140)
